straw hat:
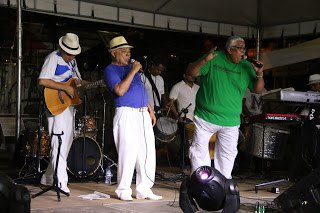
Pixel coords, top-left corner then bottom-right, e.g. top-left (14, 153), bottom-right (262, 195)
top-left (59, 33), bottom-right (81, 55)
top-left (108, 36), bottom-right (133, 52)
top-left (308, 74), bottom-right (320, 85)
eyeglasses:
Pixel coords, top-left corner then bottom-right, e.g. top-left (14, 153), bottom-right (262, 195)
top-left (231, 46), bottom-right (246, 51)
top-left (117, 48), bottom-right (131, 54)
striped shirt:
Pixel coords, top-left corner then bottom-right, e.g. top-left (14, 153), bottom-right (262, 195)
top-left (38, 50), bottom-right (80, 82)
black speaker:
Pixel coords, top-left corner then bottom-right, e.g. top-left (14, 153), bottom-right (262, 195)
top-left (274, 168), bottom-right (320, 213)
top-left (0, 173), bottom-right (31, 213)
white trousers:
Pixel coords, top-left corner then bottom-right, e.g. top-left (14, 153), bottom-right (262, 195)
top-left (42, 106), bottom-right (74, 185)
top-left (189, 115), bottom-right (239, 179)
top-left (113, 107), bottom-right (156, 198)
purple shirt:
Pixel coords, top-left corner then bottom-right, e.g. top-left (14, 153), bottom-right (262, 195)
top-left (103, 64), bottom-right (148, 108)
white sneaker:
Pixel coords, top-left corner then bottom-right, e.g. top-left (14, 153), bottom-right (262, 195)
top-left (119, 194), bottom-right (133, 201)
top-left (136, 192), bottom-right (162, 200)
top-left (40, 175), bottom-right (52, 186)
top-left (60, 183), bottom-right (70, 194)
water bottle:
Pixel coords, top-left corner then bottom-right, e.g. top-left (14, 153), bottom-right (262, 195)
top-left (105, 166), bottom-right (113, 185)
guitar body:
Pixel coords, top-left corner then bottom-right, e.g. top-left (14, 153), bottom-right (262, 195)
top-left (44, 78), bottom-right (82, 116)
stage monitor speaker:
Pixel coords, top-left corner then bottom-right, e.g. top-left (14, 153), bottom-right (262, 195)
top-left (274, 168), bottom-right (320, 213)
top-left (0, 173), bottom-right (31, 213)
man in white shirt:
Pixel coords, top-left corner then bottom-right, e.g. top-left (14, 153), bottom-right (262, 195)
top-left (140, 56), bottom-right (166, 116)
top-left (167, 72), bottom-right (200, 168)
top-left (300, 74), bottom-right (320, 118)
top-left (167, 73), bottom-right (199, 121)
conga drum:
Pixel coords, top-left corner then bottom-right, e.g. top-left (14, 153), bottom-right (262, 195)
top-left (185, 122), bottom-right (216, 160)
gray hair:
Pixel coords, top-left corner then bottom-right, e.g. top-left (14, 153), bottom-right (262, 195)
top-left (225, 36), bottom-right (245, 49)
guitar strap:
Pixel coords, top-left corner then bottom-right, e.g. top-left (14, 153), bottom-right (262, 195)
top-left (71, 60), bottom-right (82, 80)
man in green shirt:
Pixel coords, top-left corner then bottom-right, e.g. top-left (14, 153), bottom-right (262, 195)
top-left (187, 36), bottom-right (265, 178)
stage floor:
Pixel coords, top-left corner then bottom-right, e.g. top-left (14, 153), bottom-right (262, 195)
top-left (22, 167), bottom-right (291, 213)
top-left (1, 140), bottom-right (295, 212)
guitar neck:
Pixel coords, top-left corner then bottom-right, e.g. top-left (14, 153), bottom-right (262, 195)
top-left (83, 79), bottom-right (105, 90)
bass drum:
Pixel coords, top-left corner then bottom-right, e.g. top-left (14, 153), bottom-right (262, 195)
top-left (67, 137), bottom-right (102, 178)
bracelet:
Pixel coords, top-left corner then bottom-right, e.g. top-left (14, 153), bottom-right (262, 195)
top-left (256, 73), bottom-right (263, 78)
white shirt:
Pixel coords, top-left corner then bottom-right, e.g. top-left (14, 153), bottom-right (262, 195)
top-left (244, 88), bottom-right (267, 116)
top-left (140, 73), bottom-right (164, 110)
top-left (169, 80), bottom-right (199, 121)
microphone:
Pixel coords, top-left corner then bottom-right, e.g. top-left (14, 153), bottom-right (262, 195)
top-left (243, 55), bottom-right (263, 68)
top-left (178, 103), bottom-right (192, 117)
top-left (130, 59), bottom-right (143, 73)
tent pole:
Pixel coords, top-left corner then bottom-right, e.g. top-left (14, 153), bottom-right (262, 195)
top-left (16, 0), bottom-right (22, 141)
top-left (256, 0), bottom-right (261, 60)
top-left (256, 28), bottom-right (261, 60)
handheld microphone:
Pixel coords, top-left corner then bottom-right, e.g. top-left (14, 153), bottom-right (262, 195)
top-left (130, 59), bottom-right (143, 73)
top-left (243, 55), bottom-right (263, 68)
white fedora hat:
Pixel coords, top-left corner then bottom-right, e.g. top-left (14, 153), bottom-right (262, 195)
top-left (308, 74), bottom-right (320, 85)
top-left (59, 33), bottom-right (81, 55)
top-left (108, 36), bottom-right (133, 52)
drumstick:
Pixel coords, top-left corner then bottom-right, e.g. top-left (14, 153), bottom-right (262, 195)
top-left (166, 102), bottom-right (174, 117)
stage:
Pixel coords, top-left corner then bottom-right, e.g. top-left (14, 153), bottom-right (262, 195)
top-left (17, 166), bottom-right (290, 213)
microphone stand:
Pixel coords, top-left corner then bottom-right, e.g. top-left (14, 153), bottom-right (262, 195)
top-left (172, 103), bottom-right (192, 181)
top-left (179, 104), bottom-right (192, 170)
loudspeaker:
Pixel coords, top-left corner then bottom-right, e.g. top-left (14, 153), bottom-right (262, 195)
top-left (274, 168), bottom-right (320, 213)
top-left (0, 173), bottom-right (31, 213)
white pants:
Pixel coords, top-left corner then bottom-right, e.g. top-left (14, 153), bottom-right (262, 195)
top-left (42, 106), bottom-right (74, 185)
top-left (113, 107), bottom-right (156, 198)
top-left (189, 115), bottom-right (239, 179)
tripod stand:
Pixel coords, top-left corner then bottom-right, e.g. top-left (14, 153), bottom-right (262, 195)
top-left (32, 131), bottom-right (69, 201)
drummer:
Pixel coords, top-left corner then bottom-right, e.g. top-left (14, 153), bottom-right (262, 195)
top-left (166, 70), bottom-right (200, 168)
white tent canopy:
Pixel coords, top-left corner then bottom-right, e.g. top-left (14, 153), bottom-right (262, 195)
top-left (1, 0), bottom-right (320, 39)
top-left (262, 37), bottom-right (320, 70)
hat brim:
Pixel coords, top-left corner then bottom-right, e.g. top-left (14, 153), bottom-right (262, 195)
top-left (308, 80), bottom-right (320, 85)
top-left (59, 37), bottom-right (81, 55)
top-left (108, 45), bottom-right (134, 52)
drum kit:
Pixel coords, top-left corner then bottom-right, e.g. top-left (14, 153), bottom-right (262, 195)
top-left (17, 94), bottom-right (117, 182)
top-left (67, 114), bottom-right (104, 179)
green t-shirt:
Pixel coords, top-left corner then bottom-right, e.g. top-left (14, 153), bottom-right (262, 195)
top-left (195, 51), bottom-right (256, 126)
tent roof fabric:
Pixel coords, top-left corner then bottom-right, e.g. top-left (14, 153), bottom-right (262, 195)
top-left (83, 0), bottom-right (320, 26)
top-left (4, 0), bottom-right (319, 38)
top-left (262, 38), bottom-right (320, 70)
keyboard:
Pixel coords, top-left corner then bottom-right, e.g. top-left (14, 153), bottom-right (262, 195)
top-left (249, 113), bottom-right (301, 123)
top-left (262, 89), bottom-right (320, 104)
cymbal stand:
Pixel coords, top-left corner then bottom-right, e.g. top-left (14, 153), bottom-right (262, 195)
top-left (80, 92), bottom-right (88, 178)
top-left (99, 90), bottom-right (117, 178)
top-left (32, 131), bottom-right (69, 201)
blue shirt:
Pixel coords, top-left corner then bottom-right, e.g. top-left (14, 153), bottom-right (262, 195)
top-left (103, 64), bottom-right (148, 108)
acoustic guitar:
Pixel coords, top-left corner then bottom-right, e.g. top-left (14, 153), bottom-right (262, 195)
top-left (44, 78), bottom-right (105, 115)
